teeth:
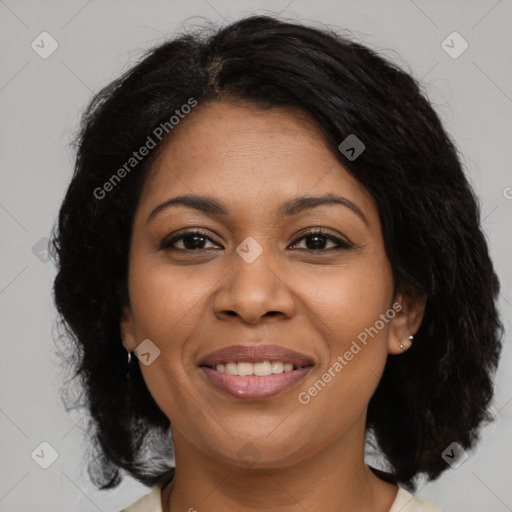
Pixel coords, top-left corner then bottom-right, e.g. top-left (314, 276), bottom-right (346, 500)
top-left (214, 361), bottom-right (297, 376)
top-left (271, 361), bottom-right (284, 373)
top-left (271, 361), bottom-right (283, 374)
top-left (225, 362), bottom-right (238, 375)
top-left (237, 362), bottom-right (253, 376)
top-left (254, 361), bottom-right (272, 376)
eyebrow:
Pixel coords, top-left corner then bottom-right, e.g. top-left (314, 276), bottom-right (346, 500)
top-left (146, 193), bottom-right (369, 227)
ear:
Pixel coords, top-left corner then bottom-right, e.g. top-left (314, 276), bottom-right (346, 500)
top-left (388, 285), bottom-right (426, 355)
top-left (120, 305), bottom-right (138, 353)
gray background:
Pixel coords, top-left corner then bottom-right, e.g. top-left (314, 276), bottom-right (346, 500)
top-left (0, 0), bottom-right (511, 511)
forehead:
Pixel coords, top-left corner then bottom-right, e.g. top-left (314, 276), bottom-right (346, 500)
top-left (138, 100), bottom-right (377, 224)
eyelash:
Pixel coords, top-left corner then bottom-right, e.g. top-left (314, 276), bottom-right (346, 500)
top-left (159, 228), bottom-right (353, 253)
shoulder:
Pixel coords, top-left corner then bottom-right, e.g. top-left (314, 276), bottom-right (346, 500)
top-left (389, 486), bottom-right (446, 512)
top-left (121, 469), bottom-right (174, 512)
top-left (121, 486), bottom-right (162, 512)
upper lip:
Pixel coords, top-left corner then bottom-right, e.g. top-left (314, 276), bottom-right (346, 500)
top-left (199, 344), bottom-right (314, 367)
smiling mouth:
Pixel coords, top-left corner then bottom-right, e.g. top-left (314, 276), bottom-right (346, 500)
top-left (199, 361), bottom-right (313, 400)
top-left (201, 360), bottom-right (312, 376)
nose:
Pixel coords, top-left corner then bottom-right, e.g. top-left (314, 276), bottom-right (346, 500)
top-left (212, 245), bottom-right (296, 325)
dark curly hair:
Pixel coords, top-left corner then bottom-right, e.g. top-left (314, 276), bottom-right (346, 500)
top-left (50, 15), bottom-right (503, 492)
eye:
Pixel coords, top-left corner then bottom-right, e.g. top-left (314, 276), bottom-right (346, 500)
top-left (159, 228), bottom-right (352, 253)
top-left (289, 228), bottom-right (352, 252)
top-left (159, 230), bottom-right (221, 251)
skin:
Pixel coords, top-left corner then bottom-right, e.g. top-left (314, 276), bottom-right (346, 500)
top-left (121, 100), bottom-right (425, 512)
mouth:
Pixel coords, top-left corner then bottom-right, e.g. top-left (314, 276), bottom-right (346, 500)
top-left (198, 344), bottom-right (314, 400)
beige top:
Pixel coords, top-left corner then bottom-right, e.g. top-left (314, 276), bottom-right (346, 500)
top-left (122, 485), bottom-right (445, 511)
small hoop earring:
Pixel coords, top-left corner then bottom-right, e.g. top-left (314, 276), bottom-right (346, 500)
top-left (408, 335), bottom-right (415, 342)
top-left (127, 352), bottom-right (132, 364)
top-left (399, 342), bottom-right (406, 350)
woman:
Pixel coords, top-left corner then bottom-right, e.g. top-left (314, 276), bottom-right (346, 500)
top-left (50, 15), bottom-right (503, 512)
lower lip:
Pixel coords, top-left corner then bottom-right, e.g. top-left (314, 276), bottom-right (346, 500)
top-left (200, 366), bottom-right (312, 400)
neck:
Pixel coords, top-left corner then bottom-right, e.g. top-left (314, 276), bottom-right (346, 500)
top-left (161, 419), bottom-right (397, 512)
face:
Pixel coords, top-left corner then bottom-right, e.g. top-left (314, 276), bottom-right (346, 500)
top-left (121, 100), bottom-right (423, 468)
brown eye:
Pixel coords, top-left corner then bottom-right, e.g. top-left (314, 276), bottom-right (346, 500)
top-left (159, 230), bottom-right (221, 251)
top-left (289, 229), bottom-right (352, 252)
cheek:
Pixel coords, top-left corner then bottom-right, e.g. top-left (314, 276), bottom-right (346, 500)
top-left (294, 254), bottom-right (393, 412)
top-left (298, 252), bottom-right (393, 349)
top-left (127, 251), bottom-right (219, 344)
top-left (125, 251), bottom-right (216, 409)
top-left (126, 259), bottom-right (212, 428)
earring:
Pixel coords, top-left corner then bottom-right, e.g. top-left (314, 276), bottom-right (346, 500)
top-left (399, 334), bottom-right (415, 351)
top-left (125, 352), bottom-right (132, 380)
